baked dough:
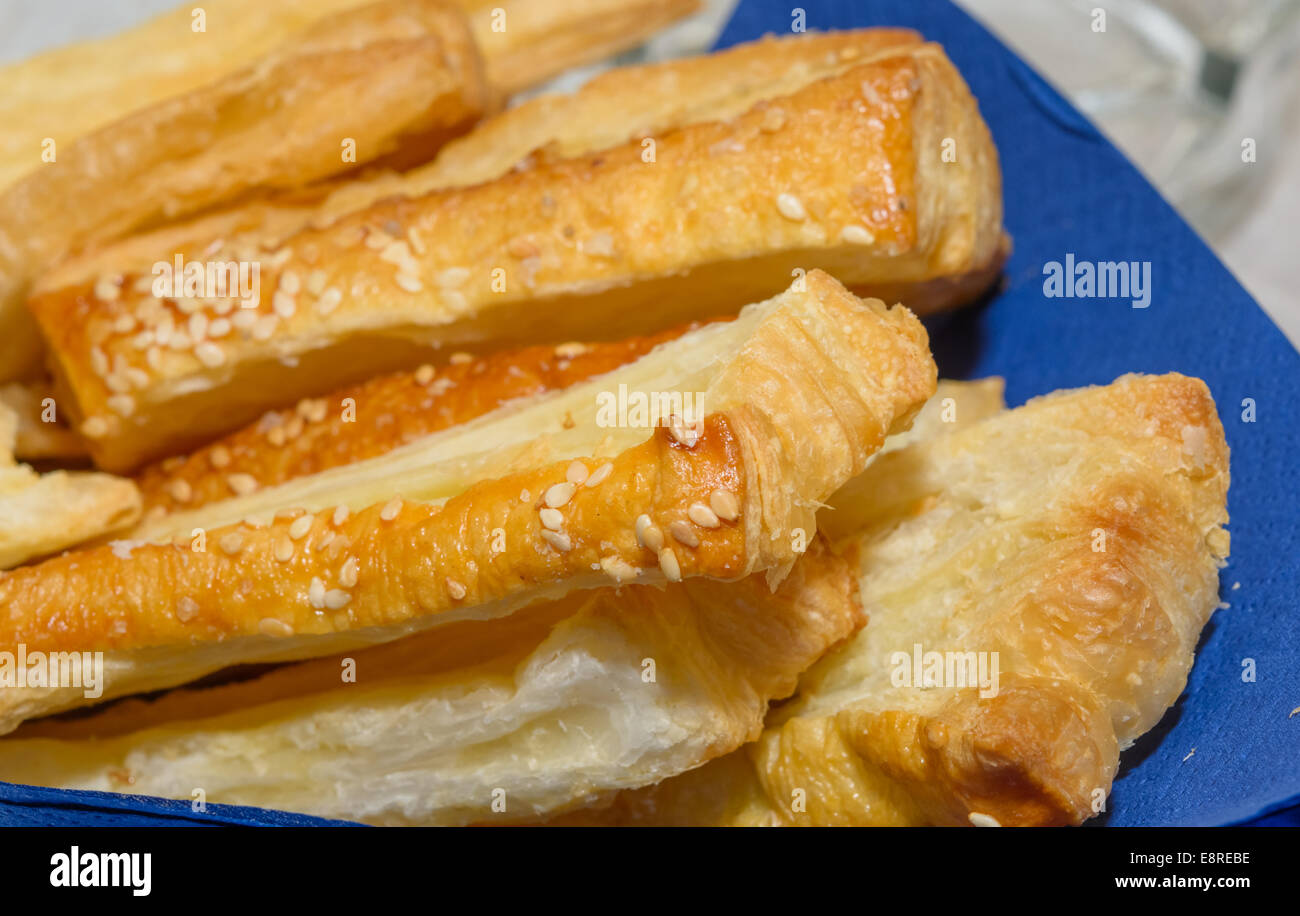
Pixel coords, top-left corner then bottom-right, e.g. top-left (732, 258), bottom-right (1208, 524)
top-left (38, 29), bottom-right (926, 297)
top-left (0, 381), bottom-right (87, 461)
top-left (0, 0), bottom-right (492, 381)
top-left (0, 271), bottom-right (935, 732)
top-left (32, 40), bottom-right (1001, 471)
top-left (0, 537), bottom-right (859, 825)
top-left (0, 404), bottom-right (140, 569)
top-left (134, 322), bottom-right (703, 519)
top-left (549, 373), bottom-right (1230, 826)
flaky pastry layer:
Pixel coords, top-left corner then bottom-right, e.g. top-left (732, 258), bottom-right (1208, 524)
top-left (33, 41), bottom-right (996, 470)
top-left (0, 272), bottom-right (934, 732)
top-left (551, 374), bottom-right (1230, 826)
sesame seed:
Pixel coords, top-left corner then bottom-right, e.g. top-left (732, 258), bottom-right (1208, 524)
top-left (267, 425), bottom-right (287, 447)
top-left (132, 275), bottom-right (154, 294)
top-left (776, 192), bottom-right (807, 221)
top-left (195, 341), bottom-right (226, 367)
top-left (413, 364), bottom-right (435, 386)
top-left (207, 317), bottom-right (231, 338)
top-left (306, 269), bottom-right (327, 296)
top-left (218, 531), bottom-right (243, 554)
top-left (760, 107), bottom-right (787, 132)
top-left (407, 227), bottom-right (427, 255)
top-left (105, 372), bottom-right (131, 393)
top-left (285, 415), bottom-right (304, 439)
top-left (436, 267), bottom-right (470, 288)
top-left (258, 617), bottom-right (294, 637)
top-left (566, 461), bottom-right (589, 485)
top-left (227, 473), bottom-right (258, 495)
top-left (279, 270), bottom-right (301, 295)
top-left (272, 291), bottom-right (296, 318)
top-left (289, 516), bottom-right (313, 540)
top-left (231, 310), bottom-right (257, 330)
top-left (80, 416), bottom-right (109, 438)
top-left (668, 417), bottom-right (700, 448)
top-left (396, 272), bottom-right (423, 293)
top-left (315, 531), bottom-right (335, 551)
top-left (332, 505), bottom-right (349, 526)
top-left (364, 230), bottom-right (394, 250)
top-left (175, 597), bottom-right (200, 622)
top-left (449, 352), bottom-right (473, 365)
top-left (688, 503), bottom-right (720, 528)
top-left (840, 225), bottom-right (876, 245)
top-left (585, 462), bottom-right (613, 487)
top-left (168, 479), bottom-right (193, 503)
top-left (131, 330), bottom-right (154, 350)
top-left (317, 287), bottom-right (342, 314)
top-left (539, 507), bottom-right (564, 530)
top-left (599, 555), bottom-right (639, 583)
top-left (540, 529), bottom-right (572, 552)
top-left (339, 557), bottom-right (359, 588)
top-left (635, 514), bottom-right (665, 552)
top-left (324, 589), bottom-right (352, 609)
top-left (94, 275), bottom-right (122, 301)
top-left (210, 445), bottom-right (231, 468)
top-left (274, 535), bottom-right (295, 562)
top-left (519, 489), bottom-right (531, 502)
top-left (309, 577), bottom-right (326, 608)
top-left (176, 297), bottom-right (202, 315)
top-left (106, 394), bottom-right (136, 416)
top-left (658, 548), bottom-right (682, 582)
top-left (145, 347), bottom-right (162, 370)
top-left (968, 813), bottom-right (1002, 828)
top-left (167, 331), bottom-right (194, 351)
top-left (126, 367), bottom-right (150, 389)
top-left (669, 520), bottom-right (700, 548)
top-left (113, 314), bottom-right (137, 334)
top-left (251, 315), bottom-right (278, 341)
top-left (710, 489), bottom-right (740, 521)
top-left (380, 498), bottom-right (403, 521)
top-left (268, 248), bottom-right (293, 269)
top-left (188, 313), bottom-right (208, 340)
top-left (446, 578), bottom-right (467, 600)
top-left (544, 482), bottom-right (576, 508)
top-left (554, 342), bottom-right (588, 359)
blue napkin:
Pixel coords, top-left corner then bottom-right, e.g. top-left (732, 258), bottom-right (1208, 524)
top-left (3, 0), bottom-right (1295, 827)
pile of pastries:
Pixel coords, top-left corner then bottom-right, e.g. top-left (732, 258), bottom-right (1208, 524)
top-left (0, 0), bottom-right (1228, 826)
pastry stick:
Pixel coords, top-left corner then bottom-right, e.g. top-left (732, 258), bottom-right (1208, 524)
top-left (0, 0), bottom-right (491, 380)
top-left (36, 41), bottom-right (1001, 471)
top-left (1, 537), bottom-right (859, 826)
top-left (37, 30), bottom-right (927, 322)
top-left (0, 271), bottom-right (935, 733)
top-left (0, 381), bottom-right (87, 462)
top-left (552, 374), bottom-right (1230, 826)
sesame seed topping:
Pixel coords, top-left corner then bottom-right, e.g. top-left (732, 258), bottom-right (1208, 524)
top-left (289, 516), bottom-right (313, 540)
top-left (251, 315), bottom-right (279, 341)
top-left (113, 314), bottom-right (137, 334)
top-left (316, 287), bottom-right (342, 314)
top-left (540, 529), bottom-right (572, 552)
top-left (279, 270), bottom-right (301, 295)
top-left (840, 225), bottom-right (876, 245)
top-left (449, 352), bottom-right (473, 365)
top-left (339, 557), bottom-right (359, 588)
top-left (635, 514), bottom-right (665, 552)
top-left (175, 597), bottom-right (199, 622)
top-left (309, 577), bottom-right (326, 608)
top-left (94, 275), bottom-right (122, 301)
top-left (227, 473), bottom-right (258, 495)
top-left (80, 416), bottom-right (109, 438)
top-left (436, 267), bottom-right (470, 288)
top-left (272, 291), bottom-right (297, 318)
top-left (539, 507), bottom-right (564, 530)
top-left (106, 394), bottom-right (136, 416)
top-left (688, 503), bottom-right (720, 528)
top-left (218, 531), bottom-right (243, 554)
top-left (90, 347), bottom-right (109, 375)
top-left (324, 589), bottom-right (352, 610)
top-left (585, 462), bottom-right (613, 487)
top-left (168, 479), bottom-right (193, 503)
top-left (380, 498), bottom-right (403, 521)
top-left (668, 416), bottom-right (700, 448)
top-left (407, 227), bottom-right (427, 255)
top-left (760, 107), bottom-right (787, 132)
top-left (332, 505), bottom-right (349, 526)
top-left (274, 535), bottom-right (295, 562)
top-left (446, 578), bottom-right (467, 600)
top-left (414, 364), bottom-right (435, 385)
top-left (195, 341), bottom-right (226, 367)
top-left (776, 192), bottom-right (807, 221)
top-left (658, 548), bottom-right (682, 582)
top-left (709, 489), bottom-right (740, 521)
top-left (258, 617), bottom-right (294, 637)
top-left (305, 269), bottom-right (328, 296)
top-left (315, 531), bottom-right (335, 551)
top-left (599, 555), bottom-right (639, 583)
top-left (395, 272), bottom-right (423, 293)
top-left (231, 310), bottom-right (257, 330)
top-left (267, 425), bottom-right (287, 447)
top-left (566, 461), bottom-right (589, 485)
top-left (669, 520), bottom-right (700, 548)
top-left (188, 313), bottom-right (208, 340)
top-left (519, 489), bottom-right (531, 502)
top-left (968, 813), bottom-right (1002, 828)
top-left (207, 317), bottom-right (231, 338)
top-left (554, 342), bottom-right (588, 359)
top-left (544, 482), bottom-right (576, 508)
top-left (210, 445), bottom-right (231, 468)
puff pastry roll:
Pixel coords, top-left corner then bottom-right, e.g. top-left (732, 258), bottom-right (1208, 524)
top-left (0, 403), bottom-right (140, 569)
top-left (0, 0), bottom-right (492, 382)
top-left (0, 537), bottom-right (860, 825)
top-left (33, 39), bottom-right (999, 471)
top-left (0, 381), bottom-right (87, 462)
top-left (37, 28), bottom-right (927, 298)
top-left (554, 373), bottom-right (1230, 826)
top-left (134, 323), bottom-right (702, 520)
top-left (0, 272), bottom-right (934, 732)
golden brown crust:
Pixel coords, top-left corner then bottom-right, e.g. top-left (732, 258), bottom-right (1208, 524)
top-left (0, 0), bottom-right (491, 381)
top-left (0, 381), bottom-right (88, 461)
top-left (0, 272), bottom-right (935, 732)
top-left (134, 322), bottom-right (707, 517)
top-left (552, 374), bottom-right (1230, 826)
top-left (33, 43), bottom-right (995, 471)
top-left (0, 538), bottom-right (861, 825)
